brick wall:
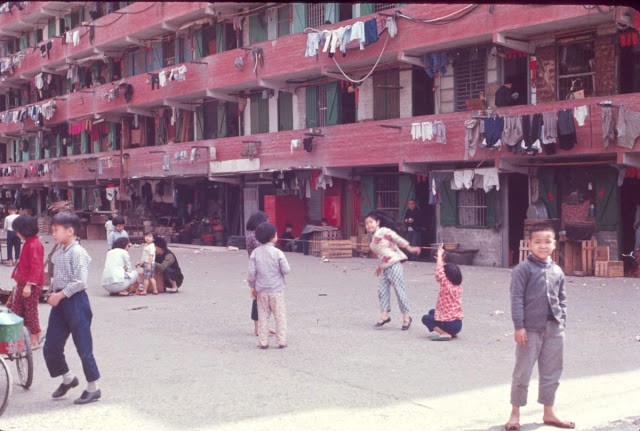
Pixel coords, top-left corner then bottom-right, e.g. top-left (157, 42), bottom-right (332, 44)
top-left (440, 226), bottom-right (504, 267)
top-left (594, 35), bottom-right (617, 97)
top-left (535, 44), bottom-right (556, 103)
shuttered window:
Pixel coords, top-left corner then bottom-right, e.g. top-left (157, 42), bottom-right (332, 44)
top-left (307, 3), bottom-right (326, 28)
top-left (277, 91), bottom-right (293, 131)
top-left (292, 3), bottom-right (307, 34)
top-left (249, 13), bottom-right (268, 44)
top-left (454, 48), bottom-right (487, 112)
top-left (277, 5), bottom-right (292, 37)
top-left (440, 183), bottom-right (497, 228)
top-left (250, 95), bottom-right (269, 134)
top-left (373, 68), bottom-right (400, 120)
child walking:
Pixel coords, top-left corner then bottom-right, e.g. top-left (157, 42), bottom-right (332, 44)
top-left (365, 210), bottom-right (420, 330)
top-left (247, 222), bottom-right (290, 349)
top-left (505, 223), bottom-right (574, 431)
top-left (9, 215), bottom-right (45, 349)
top-left (136, 232), bottom-right (158, 295)
top-left (43, 212), bottom-right (101, 405)
top-left (421, 244), bottom-right (463, 341)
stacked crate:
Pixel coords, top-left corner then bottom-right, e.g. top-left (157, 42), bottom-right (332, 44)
top-left (594, 246), bottom-right (624, 277)
top-left (320, 240), bottom-right (353, 258)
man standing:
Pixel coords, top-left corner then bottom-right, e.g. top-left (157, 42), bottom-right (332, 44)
top-left (404, 199), bottom-right (423, 260)
top-left (495, 80), bottom-right (519, 107)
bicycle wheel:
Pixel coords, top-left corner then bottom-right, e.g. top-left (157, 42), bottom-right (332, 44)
top-left (0, 356), bottom-right (11, 416)
top-left (15, 327), bottom-right (33, 389)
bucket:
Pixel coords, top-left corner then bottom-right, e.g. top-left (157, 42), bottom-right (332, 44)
top-left (0, 311), bottom-right (26, 355)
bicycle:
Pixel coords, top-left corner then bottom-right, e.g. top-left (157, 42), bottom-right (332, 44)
top-left (0, 307), bottom-right (34, 416)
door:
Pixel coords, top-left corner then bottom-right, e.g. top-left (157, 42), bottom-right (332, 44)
top-left (508, 173), bottom-right (529, 266)
top-left (243, 186), bottom-right (259, 234)
top-left (503, 50), bottom-right (529, 105)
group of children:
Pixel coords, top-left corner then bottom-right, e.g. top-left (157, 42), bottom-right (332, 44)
top-left (245, 209), bottom-right (574, 430)
top-left (1, 204), bottom-right (574, 426)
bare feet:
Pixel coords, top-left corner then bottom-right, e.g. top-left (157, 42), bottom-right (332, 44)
top-left (505, 406), bottom-right (520, 431)
top-left (543, 406), bottom-right (575, 429)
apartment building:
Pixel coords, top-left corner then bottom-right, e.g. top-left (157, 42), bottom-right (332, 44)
top-left (0, 2), bottom-right (639, 268)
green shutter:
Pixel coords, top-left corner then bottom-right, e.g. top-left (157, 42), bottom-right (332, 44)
top-left (277, 91), bottom-right (293, 131)
top-left (398, 175), bottom-right (414, 223)
top-left (305, 86), bottom-right (318, 128)
top-left (181, 36), bottom-right (193, 62)
top-left (215, 23), bottom-right (226, 54)
top-left (81, 130), bottom-right (89, 154)
top-left (440, 181), bottom-right (457, 226)
top-left (19, 34), bottom-right (28, 50)
top-left (249, 14), bottom-right (267, 43)
top-left (486, 189), bottom-right (497, 228)
top-left (538, 168), bottom-right (559, 219)
top-left (217, 102), bottom-right (227, 138)
top-left (109, 123), bottom-right (117, 150)
top-left (326, 82), bottom-right (340, 126)
top-left (47, 18), bottom-right (57, 39)
top-left (195, 106), bottom-right (204, 140)
top-left (324, 3), bottom-right (338, 24)
top-left (292, 3), bottom-right (307, 34)
top-left (594, 168), bottom-right (619, 231)
top-left (360, 175), bottom-right (375, 216)
top-left (150, 41), bottom-right (163, 71)
top-left (193, 28), bottom-right (204, 59)
top-left (359, 3), bottom-right (375, 16)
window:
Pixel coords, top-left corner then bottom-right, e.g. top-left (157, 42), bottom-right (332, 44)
top-left (373, 68), bottom-right (400, 120)
top-left (163, 36), bottom-right (176, 67)
top-left (454, 47), bottom-right (487, 112)
top-left (375, 3), bottom-right (398, 12)
top-left (249, 13), bottom-right (268, 44)
top-left (306, 83), bottom-right (343, 128)
top-left (457, 189), bottom-right (487, 227)
top-left (619, 35), bottom-right (640, 94)
top-left (277, 91), bottom-right (293, 131)
top-left (307, 3), bottom-right (326, 28)
top-left (249, 94), bottom-right (269, 134)
top-left (557, 38), bottom-right (595, 100)
top-left (277, 5), bottom-right (291, 37)
top-left (375, 175), bottom-right (399, 221)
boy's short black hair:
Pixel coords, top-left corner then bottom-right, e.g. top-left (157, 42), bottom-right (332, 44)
top-left (443, 263), bottom-right (463, 286)
top-left (112, 236), bottom-right (130, 250)
top-left (12, 215), bottom-right (38, 238)
top-left (285, 223), bottom-right (293, 229)
top-left (255, 221), bottom-right (277, 245)
top-left (530, 222), bottom-right (555, 239)
top-left (107, 214), bottom-right (113, 221)
top-left (7, 204), bottom-right (17, 211)
top-left (112, 215), bottom-right (125, 226)
top-left (52, 211), bottom-right (80, 235)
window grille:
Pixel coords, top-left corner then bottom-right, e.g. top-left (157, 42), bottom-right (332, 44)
top-left (375, 175), bottom-right (399, 221)
top-left (374, 3), bottom-right (398, 12)
top-left (454, 47), bottom-right (487, 112)
top-left (277, 5), bottom-right (291, 37)
top-left (557, 39), bottom-right (595, 100)
top-left (373, 68), bottom-right (400, 120)
top-left (307, 3), bottom-right (326, 28)
top-left (317, 84), bottom-right (327, 127)
top-left (457, 189), bottom-right (487, 227)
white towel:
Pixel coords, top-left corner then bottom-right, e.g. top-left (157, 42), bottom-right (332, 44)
top-left (573, 105), bottom-right (588, 127)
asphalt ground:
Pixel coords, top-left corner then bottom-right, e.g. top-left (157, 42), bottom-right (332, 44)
top-left (0, 237), bottom-right (638, 431)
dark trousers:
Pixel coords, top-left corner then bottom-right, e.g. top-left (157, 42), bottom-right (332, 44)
top-left (150, 73), bottom-right (159, 90)
top-left (43, 291), bottom-right (100, 382)
top-left (422, 309), bottom-right (462, 336)
top-left (163, 266), bottom-right (182, 287)
top-left (251, 299), bottom-right (258, 321)
top-left (7, 230), bottom-right (21, 260)
top-left (407, 229), bottom-right (421, 260)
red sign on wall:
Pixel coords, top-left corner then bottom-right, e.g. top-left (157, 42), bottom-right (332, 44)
top-left (619, 30), bottom-right (639, 48)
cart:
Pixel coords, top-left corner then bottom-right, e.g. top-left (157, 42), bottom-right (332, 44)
top-left (0, 307), bottom-right (34, 416)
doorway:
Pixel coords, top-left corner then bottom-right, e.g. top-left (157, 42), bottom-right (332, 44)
top-left (508, 173), bottom-right (529, 266)
top-left (415, 176), bottom-right (436, 260)
top-left (620, 177), bottom-right (640, 260)
top-left (503, 52), bottom-right (529, 106)
top-left (411, 66), bottom-right (435, 116)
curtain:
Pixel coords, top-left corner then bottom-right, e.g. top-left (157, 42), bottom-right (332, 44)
top-left (326, 82), bottom-right (340, 126)
top-left (292, 3), bottom-right (307, 34)
top-left (305, 86), bottom-right (318, 128)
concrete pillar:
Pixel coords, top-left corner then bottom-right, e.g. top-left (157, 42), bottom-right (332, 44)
top-left (399, 69), bottom-right (412, 118)
top-left (243, 99), bottom-right (251, 135)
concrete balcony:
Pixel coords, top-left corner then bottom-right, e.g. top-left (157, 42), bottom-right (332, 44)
top-left (0, 2), bottom-right (83, 37)
top-left (2, 92), bottom-right (638, 189)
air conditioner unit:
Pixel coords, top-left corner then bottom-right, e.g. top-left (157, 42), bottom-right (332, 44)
top-left (615, 7), bottom-right (633, 30)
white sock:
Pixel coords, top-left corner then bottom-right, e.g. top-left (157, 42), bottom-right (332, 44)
top-left (87, 380), bottom-right (99, 392)
top-left (62, 372), bottom-right (75, 384)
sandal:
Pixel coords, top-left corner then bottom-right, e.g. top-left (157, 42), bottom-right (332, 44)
top-left (374, 317), bottom-right (391, 327)
top-left (401, 317), bottom-right (412, 331)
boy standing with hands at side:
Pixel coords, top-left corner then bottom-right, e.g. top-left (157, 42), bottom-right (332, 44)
top-left (248, 222), bottom-right (290, 349)
top-left (505, 223), bottom-right (574, 431)
top-left (43, 212), bottom-right (101, 405)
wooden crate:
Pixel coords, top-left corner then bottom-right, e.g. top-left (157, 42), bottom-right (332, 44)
top-left (310, 230), bottom-right (341, 257)
top-left (595, 260), bottom-right (624, 277)
top-left (320, 240), bottom-right (353, 258)
top-left (518, 240), bottom-right (559, 263)
top-left (562, 240), bottom-right (597, 276)
top-left (595, 246), bottom-right (610, 262)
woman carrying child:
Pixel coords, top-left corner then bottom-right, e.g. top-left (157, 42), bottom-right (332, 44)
top-left (364, 210), bottom-right (421, 330)
top-left (9, 215), bottom-right (46, 349)
top-left (421, 245), bottom-right (463, 341)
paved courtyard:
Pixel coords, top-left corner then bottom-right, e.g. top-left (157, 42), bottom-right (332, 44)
top-left (0, 237), bottom-right (638, 430)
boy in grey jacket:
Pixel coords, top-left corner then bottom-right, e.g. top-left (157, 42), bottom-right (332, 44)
top-left (504, 223), bottom-right (575, 431)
